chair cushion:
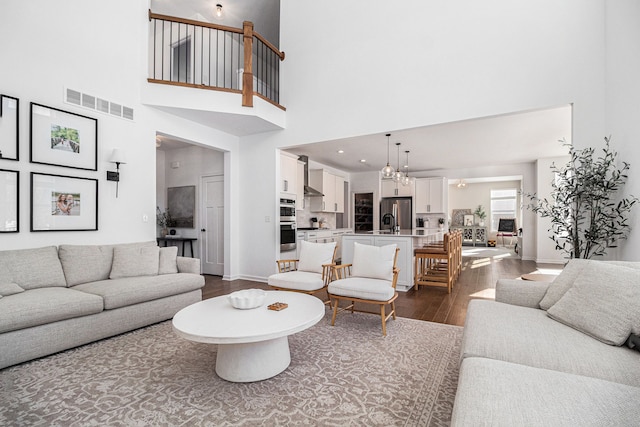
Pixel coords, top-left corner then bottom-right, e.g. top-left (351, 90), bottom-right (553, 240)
top-left (546, 262), bottom-right (640, 345)
top-left (351, 242), bottom-right (397, 281)
top-left (329, 277), bottom-right (395, 301)
top-left (297, 240), bottom-right (336, 274)
top-left (268, 271), bottom-right (324, 292)
top-left (109, 246), bottom-right (160, 279)
top-left (159, 246), bottom-right (178, 274)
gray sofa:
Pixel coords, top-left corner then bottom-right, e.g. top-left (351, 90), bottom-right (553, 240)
top-left (0, 241), bottom-right (204, 369)
top-left (451, 259), bottom-right (640, 426)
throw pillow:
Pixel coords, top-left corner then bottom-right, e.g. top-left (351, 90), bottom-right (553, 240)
top-left (109, 246), bottom-right (160, 279)
top-left (297, 240), bottom-right (337, 274)
top-left (539, 259), bottom-right (591, 310)
top-left (546, 262), bottom-right (640, 346)
top-left (159, 246), bottom-right (179, 274)
top-left (0, 282), bottom-right (25, 297)
top-left (626, 334), bottom-right (640, 352)
top-left (351, 242), bottom-right (397, 281)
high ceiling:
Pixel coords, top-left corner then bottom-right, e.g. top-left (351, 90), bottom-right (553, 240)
top-left (285, 105), bottom-right (572, 174)
top-left (150, 0), bottom-right (280, 46)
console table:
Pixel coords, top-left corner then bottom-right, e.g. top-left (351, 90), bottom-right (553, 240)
top-left (451, 226), bottom-right (487, 247)
top-left (157, 237), bottom-right (197, 257)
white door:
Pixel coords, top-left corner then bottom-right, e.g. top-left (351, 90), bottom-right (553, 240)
top-left (201, 175), bottom-right (224, 275)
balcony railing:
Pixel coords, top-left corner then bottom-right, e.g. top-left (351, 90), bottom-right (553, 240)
top-left (148, 11), bottom-right (285, 110)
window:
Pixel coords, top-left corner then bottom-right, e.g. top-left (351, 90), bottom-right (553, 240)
top-left (490, 189), bottom-right (517, 231)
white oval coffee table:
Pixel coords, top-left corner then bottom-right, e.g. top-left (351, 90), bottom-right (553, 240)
top-left (172, 290), bottom-right (325, 382)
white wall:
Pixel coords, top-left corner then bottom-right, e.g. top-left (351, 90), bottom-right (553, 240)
top-left (605, 1), bottom-right (640, 260)
top-left (0, 0), bottom-right (242, 282)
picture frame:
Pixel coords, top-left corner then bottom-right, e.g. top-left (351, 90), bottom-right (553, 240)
top-left (31, 172), bottom-right (98, 232)
top-left (0, 94), bottom-right (19, 161)
top-left (30, 103), bottom-right (98, 170)
top-left (0, 169), bottom-right (19, 232)
top-left (167, 185), bottom-right (195, 228)
top-left (464, 214), bottom-right (475, 226)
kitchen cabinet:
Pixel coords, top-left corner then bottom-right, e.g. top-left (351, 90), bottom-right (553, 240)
top-left (381, 179), bottom-right (413, 198)
top-left (309, 169), bottom-right (345, 213)
top-left (354, 193), bottom-right (374, 232)
top-left (280, 152), bottom-right (298, 197)
top-left (415, 177), bottom-right (445, 213)
top-left (296, 160), bottom-right (305, 210)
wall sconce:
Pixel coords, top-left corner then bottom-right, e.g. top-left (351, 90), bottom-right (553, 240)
top-left (107, 149), bottom-right (127, 198)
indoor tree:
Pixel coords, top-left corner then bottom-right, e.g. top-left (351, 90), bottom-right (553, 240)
top-left (524, 137), bottom-right (638, 259)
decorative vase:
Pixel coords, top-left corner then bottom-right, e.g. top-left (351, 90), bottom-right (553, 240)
top-left (479, 220), bottom-right (485, 226)
top-left (161, 227), bottom-right (168, 237)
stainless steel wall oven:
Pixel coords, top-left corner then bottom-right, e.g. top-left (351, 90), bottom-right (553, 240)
top-left (280, 198), bottom-right (297, 251)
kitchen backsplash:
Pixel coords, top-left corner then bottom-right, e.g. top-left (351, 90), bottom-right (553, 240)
top-left (297, 199), bottom-right (336, 229)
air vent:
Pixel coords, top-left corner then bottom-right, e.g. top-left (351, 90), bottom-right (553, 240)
top-left (97, 98), bottom-right (109, 113)
top-left (64, 87), bottom-right (135, 121)
top-left (66, 88), bottom-right (81, 106)
top-left (82, 93), bottom-right (96, 109)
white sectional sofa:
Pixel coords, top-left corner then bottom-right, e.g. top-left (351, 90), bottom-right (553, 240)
top-left (0, 241), bottom-right (204, 369)
top-left (451, 259), bottom-right (640, 426)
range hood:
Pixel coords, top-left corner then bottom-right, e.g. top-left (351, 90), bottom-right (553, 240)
top-left (298, 155), bottom-right (324, 197)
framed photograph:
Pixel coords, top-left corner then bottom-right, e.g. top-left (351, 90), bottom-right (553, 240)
top-left (31, 172), bottom-right (98, 232)
top-left (0, 169), bottom-right (19, 232)
top-left (30, 103), bottom-right (98, 170)
top-left (464, 214), bottom-right (475, 226)
top-left (167, 185), bottom-right (195, 228)
top-left (0, 95), bottom-right (19, 161)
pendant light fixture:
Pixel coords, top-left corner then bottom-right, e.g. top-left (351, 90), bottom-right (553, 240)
top-left (401, 150), bottom-right (412, 186)
top-left (392, 142), bottom-right (403, 182)
top-left (381, 133), bottom-right (395, 178)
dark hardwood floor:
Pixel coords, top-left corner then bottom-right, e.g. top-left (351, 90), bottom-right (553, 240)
top-left (202, 255), bottom-right (561, 327)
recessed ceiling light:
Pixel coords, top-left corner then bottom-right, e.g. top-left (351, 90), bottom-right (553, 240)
top-left (337, 149), bottom-right (344, 154)
top-left (360, 159), bottom-right (366, 163)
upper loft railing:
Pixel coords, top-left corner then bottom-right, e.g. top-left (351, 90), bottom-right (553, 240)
top-left (148, 11), bottom-right (285, 110)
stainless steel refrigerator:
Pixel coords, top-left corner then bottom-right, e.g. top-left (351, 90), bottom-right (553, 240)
top-left (380, 197), bottom-right (412, 231)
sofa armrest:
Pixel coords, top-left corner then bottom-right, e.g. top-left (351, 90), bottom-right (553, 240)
top-left (495, 279), bottom-right (549, 309)
top-left (177, 256), bottom-right (201, 274)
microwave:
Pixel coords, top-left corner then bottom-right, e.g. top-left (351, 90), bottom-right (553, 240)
top-left (280, 198), bottom-right (296, 222)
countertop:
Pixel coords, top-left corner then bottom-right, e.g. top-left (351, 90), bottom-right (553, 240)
top-left (345, 229), bottom-right (444, 238)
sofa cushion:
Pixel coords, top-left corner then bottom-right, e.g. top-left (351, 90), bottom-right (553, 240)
top-left (159, 246), bottom-right (178, 274)
top-left (0, 287), bottom-right (104, 333)
top-left (539, 259), bottom-right (640, 310)
top-left (461, 299), bottom-right (640, 387)
top-left (0, 246), bottom-right (66, 290)
top-left (109, 246), bottom-right (160, 279)
top-left (297, 240), bottom-right (336, 274)
top-left (59, 241), bottom-right (157, 286)
top-left (547, 262), bottom-right (640, 345)
top-left (268, 271), bottom-right (324, 292)
top-left (72, 273), bottom-right (204, 310)
top-left (329, 277), bottom-right (396, 301)
top-left (0, 282), bottom-right (24, 297)
top-left (351, 243), bottom-right (397, 281)
top-left (451, 357), bottom-right (640, 427)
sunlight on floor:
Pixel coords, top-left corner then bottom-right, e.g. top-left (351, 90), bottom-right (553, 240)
top-left (470, 258), bottom-right (491, 268)
top-left (470, 288), bottom-right (496, 299)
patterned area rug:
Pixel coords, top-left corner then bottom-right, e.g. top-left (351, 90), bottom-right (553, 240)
top-left (0, 310), bottom-right (462, 426)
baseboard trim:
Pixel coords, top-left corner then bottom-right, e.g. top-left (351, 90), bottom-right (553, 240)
top-left (239, 275), bottom-right (268, 283)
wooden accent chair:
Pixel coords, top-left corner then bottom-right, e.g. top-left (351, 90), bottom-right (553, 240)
top-left (328, 243), bottom-right (400, 336)
top-left (413, 230), bottom-right (462, 293)
top-left (267, 240), bottom-right (337, 303)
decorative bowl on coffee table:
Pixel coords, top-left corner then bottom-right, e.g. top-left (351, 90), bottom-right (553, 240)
top-left (227, 289), bottom-right (267, 309)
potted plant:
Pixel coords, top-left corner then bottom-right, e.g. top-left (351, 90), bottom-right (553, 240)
top-left (438, 217), bottom-right (445, 229)
top-left (524, 137), bottom-right (638, 259)
top-left (156, 206), bottom-right (174, 237)
top-left (474, 205), bottom-right (487, 226)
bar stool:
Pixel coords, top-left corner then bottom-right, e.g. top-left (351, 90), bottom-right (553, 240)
top-left (414, 233), bottom-right (455, 293)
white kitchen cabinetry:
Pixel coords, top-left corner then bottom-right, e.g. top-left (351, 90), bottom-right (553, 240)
top-left (381, 179), bottom-right (413, 197)
top-left (296, 160), bottom-right (305, 210)
top-left (280, 152), bottom-right (298, 197)
top-left (309, 169), bottom-right (345, 213)
top-left (415, 177), bottom-right (445, 213)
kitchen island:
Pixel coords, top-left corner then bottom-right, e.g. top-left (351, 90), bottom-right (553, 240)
top-left (341, 229), bottom-right (444, 291)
